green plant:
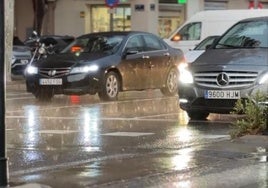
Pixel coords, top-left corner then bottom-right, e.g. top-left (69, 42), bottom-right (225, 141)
top-left (230, 91), bottom-right (267, 138)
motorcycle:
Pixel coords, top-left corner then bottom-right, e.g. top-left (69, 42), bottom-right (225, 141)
top-left (26, 31), bottom-right (55, 65)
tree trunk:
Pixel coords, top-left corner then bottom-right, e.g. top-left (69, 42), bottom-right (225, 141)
top-left (32, 0), bottom-right (46, 34)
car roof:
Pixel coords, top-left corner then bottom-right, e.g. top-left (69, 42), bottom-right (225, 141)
top-left (238, 16), bottom-right (268, 23)
top-left (78, 31), bottom-right (154, 38)
top-left (41, 35), bottom-right (75, 39)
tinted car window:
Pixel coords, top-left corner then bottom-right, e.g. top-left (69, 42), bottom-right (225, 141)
top-left (216, 20), bottom-right (268, 48)
top-left (62, 35), bottom-right (124, 54)
top-left (143, 35), bottom-right (165, 51)
top-left (125, 35), bottom-right (144, 52)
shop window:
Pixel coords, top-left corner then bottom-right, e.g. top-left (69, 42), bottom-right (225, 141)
top-left (158, 4), bottom-right (183, 38)
top-left (113, 7), bottom-right (131, 31)
top-left (91, 6), bottom-right (130, 33)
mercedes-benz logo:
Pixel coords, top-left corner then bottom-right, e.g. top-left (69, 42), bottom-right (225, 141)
top-left (48, 70), bottom-right (57, 77)
top-left (216, 72), bottom-right (229, 86)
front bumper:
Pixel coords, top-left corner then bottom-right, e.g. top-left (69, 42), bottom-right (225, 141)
top-left (178, 82), bottom-right (268, 114)
top-left (26, 73), bottom-right (101, 95)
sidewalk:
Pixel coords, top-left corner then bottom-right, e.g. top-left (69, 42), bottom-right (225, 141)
top-left (6, 80), bottom-right (26, 91)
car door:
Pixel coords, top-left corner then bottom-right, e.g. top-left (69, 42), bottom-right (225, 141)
top-left (142, 34), bottom-right (171, 88)
top-left (119, 35), bottom-right (149, 90)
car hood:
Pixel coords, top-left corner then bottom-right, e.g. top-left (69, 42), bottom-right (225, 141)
top-left (184, 50), bottom-right (205, 63)
top-left (35, 52), bottom-right (113, 68)
top-left (194, 48), bottom-right (268, 66)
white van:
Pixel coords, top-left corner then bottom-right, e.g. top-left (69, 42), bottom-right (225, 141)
top-left (164, 9), bottom-right (268, 53)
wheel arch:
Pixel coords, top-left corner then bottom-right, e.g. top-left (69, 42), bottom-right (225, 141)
top-left (104, 67), bottom-right (123, 91)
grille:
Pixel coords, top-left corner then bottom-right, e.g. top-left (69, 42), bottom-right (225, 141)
top-left (39, 67), bottom-right (71, 78)
top-left (194, 71), bottom-right (258, 88)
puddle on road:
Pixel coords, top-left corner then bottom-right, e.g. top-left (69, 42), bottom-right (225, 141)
top-left (253, 147), bottom-right (268, 163)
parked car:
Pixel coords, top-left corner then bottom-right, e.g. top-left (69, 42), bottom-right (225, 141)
top-left (178, 16), bottom-right (268, 120)
top-left (184, 35), bottom-right (220, 63)
top-left (11, 37), bottom-right (32, 80)
top-left (25, 31), bottom-right (184, 101)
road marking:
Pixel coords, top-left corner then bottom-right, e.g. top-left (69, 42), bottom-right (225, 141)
top-left (102, 132), bottom-right (154, 137)
top-left (37, 130), bottom-right (78, 134)
top-left (6, 96), bottom-right (34, 100)
top-left (201, 135), bottom-right (230, 139)
top-left (10, 153), bottom-right (140, 176)
top-left (5, 115), bottom-right (180, 122)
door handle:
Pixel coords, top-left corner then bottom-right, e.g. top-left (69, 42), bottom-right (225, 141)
top-left (164, 52), bottom-right (170, 56)
top-left (142, 55), bottom-right (150, 59)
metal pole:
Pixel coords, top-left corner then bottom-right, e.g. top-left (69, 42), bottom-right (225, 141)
top-left (109, 8), bottom-right (114, 31)
top-left (254, 0), bottom-right (258, 9)
top-left (0, 0), bottom-right (8, 186)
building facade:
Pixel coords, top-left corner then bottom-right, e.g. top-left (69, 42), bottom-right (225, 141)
top-left (14, 0), bottom-right (268, 41)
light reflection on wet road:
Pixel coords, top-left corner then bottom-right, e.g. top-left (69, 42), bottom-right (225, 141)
top-left (5, 86), bottom-right (266, 188)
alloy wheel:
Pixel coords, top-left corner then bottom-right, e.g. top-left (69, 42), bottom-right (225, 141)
top-left (106, 74), bottom-right (118, 98)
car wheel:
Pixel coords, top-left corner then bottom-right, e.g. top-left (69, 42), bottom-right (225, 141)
top-left (187, 111), bottom-right (209, 120)
top-left (98, 71), bottom-right (120, 101)
top-left (161, 67), bottom-right (178, 96)
top-left (34, 88), bottom-right (54, 102)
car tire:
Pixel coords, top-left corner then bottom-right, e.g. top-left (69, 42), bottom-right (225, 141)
top-left (34, 88), bottom-right (54, 102)
top-left (187, 111), bottom-right (209, 120)
top-left (98, 71), bottom-right (120, 101)
top-left (160, 67), bottom-right (178, 96)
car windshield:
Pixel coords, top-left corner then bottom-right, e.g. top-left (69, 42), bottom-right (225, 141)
top-left (61, 35), bottom-right (125, 54)
top-left (216, 20), bottom-right (268, 49)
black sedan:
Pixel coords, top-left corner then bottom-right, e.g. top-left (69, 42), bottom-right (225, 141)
top-left (25, 31), bottom-right (184, 101)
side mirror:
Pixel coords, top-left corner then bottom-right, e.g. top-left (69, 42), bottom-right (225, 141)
top-left (205, 44), bottom-right (212, 50)
top-left (122, 48), bottom-right (139, 59)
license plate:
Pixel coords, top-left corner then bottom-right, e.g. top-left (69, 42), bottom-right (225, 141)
top-left (205, 90), bottom-right (240, 99)
top-left (39, 78), bottom-right (62, 85)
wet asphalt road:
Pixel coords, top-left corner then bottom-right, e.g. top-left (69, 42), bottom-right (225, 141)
top-left (4, 82), bottom-right (268, 188)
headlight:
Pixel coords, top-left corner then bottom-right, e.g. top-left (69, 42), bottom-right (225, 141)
top-left (11, 55), bottom-right (16, 64)
top-left (258, 73), bottom-right (268, 84)
top-left (26, 65), bottom-right (38, 75)
top-left (70, 65), bottom-right (99, 74)
top-left (38, 46), bottom-right (46, 54)
top-left (178, 63), bottom-right (193, 84)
